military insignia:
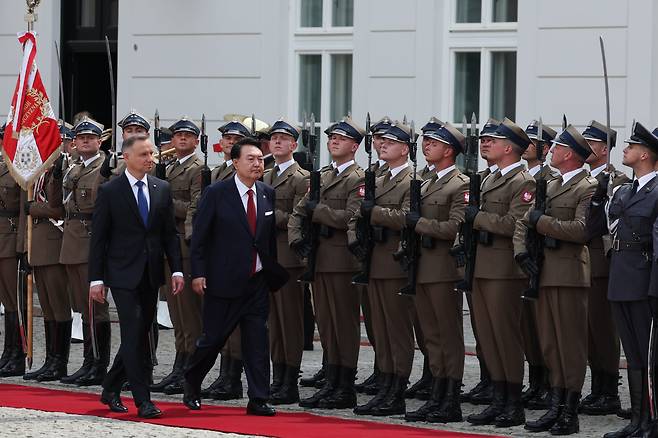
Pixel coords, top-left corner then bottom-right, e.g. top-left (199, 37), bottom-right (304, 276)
top-left (358, 185), bottom-right (366, 197)
top-left (464, 192), bottom-right (470, 203)
top-left (521, 190), bottom-right (534, 203)
top-left (80, 189), bottom-right (87, 197)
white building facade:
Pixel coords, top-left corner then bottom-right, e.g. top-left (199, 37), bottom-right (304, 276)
top-left (2, 0), bottom-right (658, 168)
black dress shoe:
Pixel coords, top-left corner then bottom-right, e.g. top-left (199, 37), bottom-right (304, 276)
top-left (183, 381), bottom-right (201, 410)
top-left (100, 390), bottom-right (128, 413)
top-left (247, 399), bottom-right (276, 416)
top-left (138, 401), bottom-right (162, 419)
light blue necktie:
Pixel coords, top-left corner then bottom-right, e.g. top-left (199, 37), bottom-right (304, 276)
top-left (135, 180), bottom-right (148, 226)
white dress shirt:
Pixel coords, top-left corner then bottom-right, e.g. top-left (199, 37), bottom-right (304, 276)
top-left (82, 153), bottom-right (101, 167)
top-left (499, 160), bottom-right (524, 176)
top-left (275, 158), bottom-right (296, 176)
top-left (234, 174), bottom-right (263, 273)
top-left (389, 162), bottom-right (409, 179)
top-left (589, 164), bottom-right (606, 178)
top-left (636, 171), bottom-right (657, 191)
top-left (176, 152), bottom-right (196, 166)
top-left (561, 167), bottom-right (585, 186)
top-left (335, 159), bottom-right (355, 175)
top-left (436, 164), bottom-right (456, 180)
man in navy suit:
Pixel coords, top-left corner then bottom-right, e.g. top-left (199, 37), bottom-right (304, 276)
top-left (183, 137), bottom-right (288, 416)
top-left (89, 135), bottom-right (184, 418)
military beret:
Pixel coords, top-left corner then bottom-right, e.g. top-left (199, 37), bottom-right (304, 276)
top-left (625, 121), bottom-right (658, 154)
top-left (328, 117), bottom-right (365, 143)
top-left (421, 117), bottom-right (444, 133)
top-left (371, 116), bottom-right (393, 136)
top-left (218, 120), bottom-right (250, 138)
top-left (489, 118), bottom-right (532, 151)
top-left (270, 119), bottom-right (301, 140)
top-left (554, 125), bottom-right (595, 160)
top-left (118, 109), bottom-right (150, 131)
top-left (381, 121), bottom-right (412, 144)
top-left (74, 117), bottom-right (104, 136)
top-left (424, 122), bottom-right (465, 154)
top-left (525, 120), bottom-right (557, 144)
top-left (582, 120), bottom-right (617, 148)
top-left (479, 118), bottom-right (500, 138)
top-left (169, 117), bottom-right (200, 136)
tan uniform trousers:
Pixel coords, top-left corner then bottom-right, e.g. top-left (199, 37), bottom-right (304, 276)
top-left (0, 257), bottom-right (18, 311)
top-left (269, 267), bottom-right (305, 367)
top-left (538, 286), bottom-right (588, 392)
top-left (34, 264), bottom-right (71, 322)
top-left (313, 272), bottom-right (361, 368)
top-left (588, 276), bottom-right (620, 374)
top-left (369, 278), bottom-right (415, 378)
top-left (416, 282), bottom-right (465, 380)
top-left (65, 263), bottom-right (109, 323)
top-left (164, 258), bottom-right (202, 354)
top-left (472, 278), bottom-right (524, 384)
top-left (521, 300), bottom-right (545, 366)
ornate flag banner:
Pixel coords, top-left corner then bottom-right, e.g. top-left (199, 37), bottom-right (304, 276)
top-left (3, 31), bottom-right (61, 190)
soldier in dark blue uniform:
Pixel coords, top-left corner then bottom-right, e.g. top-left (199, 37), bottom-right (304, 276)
top-left (589, 122), bottom-right (658, 438)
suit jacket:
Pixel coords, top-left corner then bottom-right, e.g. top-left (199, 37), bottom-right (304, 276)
top-left (263, 162), bottom-right (309, 269)
top-left (415, 168), bottom-right (469, 284)
top-left (88, 173), bottom-right (182, 290)
top-left (190, 177), bottom-right (288, 297)
top-left (514, 170), bottom-right (598, 288)
top-left (473, 164), bottom-right (536, 279)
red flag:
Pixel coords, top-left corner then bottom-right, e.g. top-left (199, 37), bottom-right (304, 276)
top-left (2, 31), bottom-right (61, 190)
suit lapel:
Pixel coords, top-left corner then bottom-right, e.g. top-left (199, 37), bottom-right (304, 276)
top-left (422, 168), bottom-right (457, 198)
top-left (273, 163), bottom-right (298, 188)
top-left (322, 163), bottom-right (356, 194)
top-left (625, 176), bottom-right (658, 209)
top-left (482, 166), bottom-right (522, 194)
top-left (376, 166), bottom-right (411, 199)
top-left (120, 173), bottom-right (144, 227)
top-left (550, 170), bottom-right (586, 201)
top-left (146, 175), bottom-right (159, 228)
top-left (229, 178), bottom-right (252, 235)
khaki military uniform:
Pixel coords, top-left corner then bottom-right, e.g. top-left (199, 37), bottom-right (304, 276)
top-left (211, 161), bottom-right (235, 183)
top-left (414, 168), bottom-right (469, 380)
top-left (514, 170), bottom-right (597, 391)
top-left (471, 164), bottom-right (535, 385)
top-left (370, 161), bottom-right (389, 178)
top-left (586, 167), bottom-right (629, 376)
top-left (263, 162), bottom-right (309, 368)
top-left (162, 155), bottom-right (204, 355)
top-left (290, 163), bottom-right (364, 368)
top-left (348, 166), bottom-right (414, 378)
top-left (55, 154), bottom-right (109, 322)
top-left (0, 161), bottom-right (20, 312)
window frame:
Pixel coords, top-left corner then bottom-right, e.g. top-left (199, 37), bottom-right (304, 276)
top-left (295, 0), bottom-right (355, 35)
top-left (450, 0), bottom-right (518, 32)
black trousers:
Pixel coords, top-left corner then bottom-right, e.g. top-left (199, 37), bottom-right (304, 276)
top-left (611, 299), bottom-right (651, 370)
top-left (185, 272), bottom-right (270, 400)
top-left (103, 270), bottom-right (158, 407)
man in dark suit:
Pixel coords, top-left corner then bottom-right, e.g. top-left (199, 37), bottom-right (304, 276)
top-left (89, 134), bottom-right (184, 418)
top-left (183, 137), bottom-right (288, 416)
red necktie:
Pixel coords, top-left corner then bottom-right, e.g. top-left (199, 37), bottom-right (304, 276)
top-left (247, 189), bottom-right (257, 274)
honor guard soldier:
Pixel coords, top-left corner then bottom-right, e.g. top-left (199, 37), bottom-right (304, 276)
top-left (53, 117), bottom-right (112, 386)
top-left (589, 123), bottom-right (658, 438)
top-left (581, 120), bottom-right (629, 416)
top-left (348, 121), bottom-right (415, 416)
top-left (256, 127), bottom-right (275, 171)
top-left (369, 117), bottom-right (392, 178)
top-left (461, 118), bottom-right (501, 406)
top-left (465, 118), bottom-right (535, 428)
top-left (21, 151), bottom-right (72, 382)
top-left (197, 118), bottom-right (251, 400)
top-left (519, 120), bottom-right (559, 410)
top-left (289, 117), bottom-right (365, 410)
top-left (100, 110), bottom-right (151, 180)
top-left (150, 117), bottom-right (204, 395)
top-left (514, 126), bottom-right (598, 435)
top-left (0, 125), bottom-right (25, 377)
top-left (403, 122), bottom-right (468, 423)
top-left (418, 118), bottom-right (444, 181)
top-left (261, 119), bottom-right (309, 404)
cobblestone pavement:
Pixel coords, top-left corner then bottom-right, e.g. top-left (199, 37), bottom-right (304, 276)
top-left (0, 305), bottom-right (629, 438)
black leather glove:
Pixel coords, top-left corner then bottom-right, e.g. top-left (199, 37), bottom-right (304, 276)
top-left (23, 200), bottom-right (33, 216)
top-left (465, 205), bottom-right (480, 223)
top-left (348, 240), bottom-right (367, 261)
top-left (99, 151), bottom-right (114, 178)
top-left (528, 209), bottom-right (543, 228)
top-left (405, 211), bottom-right (420, 229)
top-left (17, 252), bottom-right (31, 273)
top-left (304, 200), bottom-right (318, 217)
top-left (449, 244), bottom-right (466, 268)
top-left (291, 240), bottom-right (311, 259)
top-left (360, 199), bottom-right (375, 217)
top-left (515, 252), bottom-right (539, 277)
top-left (51, 154), bottom-right (64, 180)
top-left (592, 172), bottom-right (610, 203)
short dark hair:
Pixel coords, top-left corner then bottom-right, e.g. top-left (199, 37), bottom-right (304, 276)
top-left (230, 137), bottom-right (262, 160)
top-left (122, 134), bottom-right (150, 151)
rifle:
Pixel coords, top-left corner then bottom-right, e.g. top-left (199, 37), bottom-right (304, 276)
top-left (200, 114), bottom-right (211, 189)
top-left (352, 113), bottom-right (375, 285)
top-left (521, 118), bottom-right (547, 301)
top-left (298, 113), bottom-right (321, 283)
top-left (154, 110), bottom-right (166, 179)
top-left (104, 36), bottom-right (117, 169)
top-left (453, 113), bottom-right (479, 294)
top-left (396, 121), bottom-right (420, 296)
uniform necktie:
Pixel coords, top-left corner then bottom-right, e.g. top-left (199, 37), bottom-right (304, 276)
top-left (274, 165), bottom-right (280, 177)
top-left (491, 170), bottom-right (502, 182)
top-left (630, 179), bottom-right (639, 197)
top-left (383, 171), bottom-right (391, 185)
top-left (247, 189), bottom-right (257, 274)
top-left (135, 180), bottom-right (148, 226)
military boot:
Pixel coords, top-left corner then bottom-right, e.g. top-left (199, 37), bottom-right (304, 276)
top-left (464, 361), bottom-right (493, 405)
top-left (76, 321), bottom-right (110, 386)
top-left (269, 362), bottom-right (286, 396)
top-left (299, 364), bottom-right (338, 408)
top-left (370, 375), bottom-right (407, 416)
top-left (318, 366), bottom-right (357, 409)
top-left (495, 382), bottom-right (525, 427)
top-left (467, 381), bottom-right (507, 425)
top-left (549, 391), bottom-right (580, 435)
top-left (581, 371), bottom-right (621, 416)
top-left (152, 351), bottom-right (186, 392)
top-left (405, 357), bottom-right (432, 400)
top-left (61, 322), bottom-right (93, 384)
top-left (270, 365), bottom-right (300, 405)
top-left (353, 372), bottom-right (393, 415)
top-left (0, 312), bottom-right (14, 370)
top-left (604, 369), bottom-right (646, 438)
top-left (212, 358), bottom-right (243, 400)
top-left (579, 368), bottom-right (602, 412)
top-left (162, 353), bottom-right (189, 395)
top-left (427, 378), bottom-right (463, 423)
top-left (525, 387), bottom-right (565, 432)
top-left (201, 354), bottom-right (229, 398)
top-left (24, 320), bottom-right (55, 380)
top-left (0, 312), bottom-right (25, 377)
top-left (405, 377), bottom-right (445, 422)
top-left (355, 364), bottom-right (379, 394)
top-left (300, 355), bottom-right (326, 388)
top-left (38, 319), bottom-right (72, 382)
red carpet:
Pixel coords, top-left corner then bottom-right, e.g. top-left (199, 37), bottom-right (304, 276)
top-left (0, 383), bottom-right (504, 438)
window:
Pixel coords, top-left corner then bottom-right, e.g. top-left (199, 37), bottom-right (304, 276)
top-left (454, 0), bottom-right (517, 25)
top-left (301, 0), bottom-right (322, 27)
top-left (454, 52), bottom-right (481, 121)
top-left (330, 54), bottom-right (352, 122)
top-left (492, 0), bottom-right (517, 22)
top-left (490, 51), bottom-right (516, 120)
top-left (299, 0), bottom-right (353, 29)
top-left (456, 0), bottom-right (481, 23)
top-left (298, 53), bottom-right (353, 123)
top-left (299, 55), bottom-right (322, 120)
